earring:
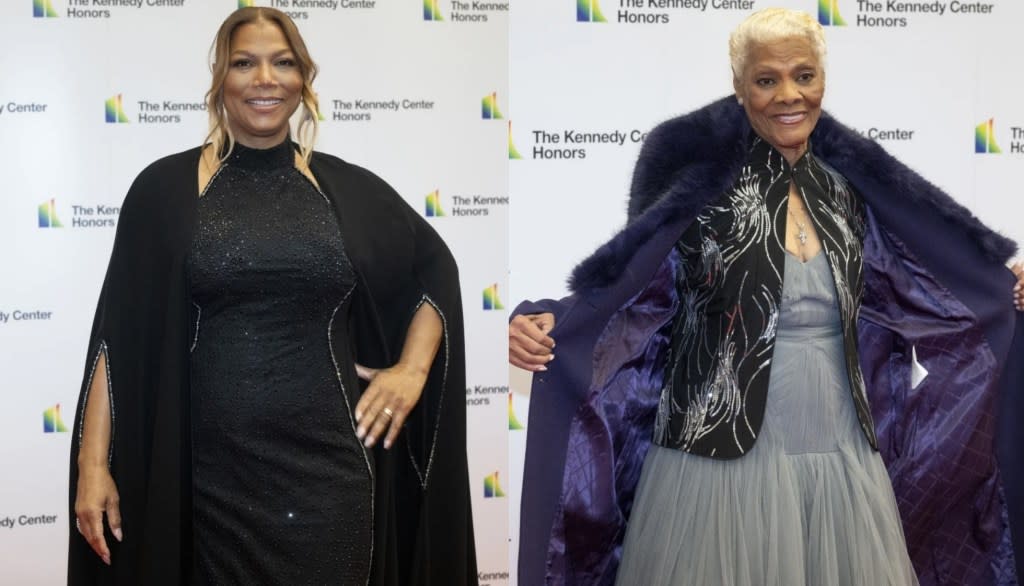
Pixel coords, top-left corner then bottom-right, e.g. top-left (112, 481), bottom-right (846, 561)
top-left (737, 97), bottom-right (744, 105)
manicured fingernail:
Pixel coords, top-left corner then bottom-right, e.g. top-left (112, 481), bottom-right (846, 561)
top-left (113, 528), bottom-right (123, 542)
top-left (383, 439), bottom-right (392, 449)
top-left (103, 555), bottom-right (111, 565)
top-left (364, 436), bottom-right (375, 448)
top-left (536, 365), bottom-right (548, 372)
top-left (354, 410), bottom-right (362, 422)
top-left (356, 426), bottom-right (365, 439)
top-left (547, 354), bottom-right (555, 361)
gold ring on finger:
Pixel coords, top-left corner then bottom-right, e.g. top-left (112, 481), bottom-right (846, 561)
top-left (381, 407), bottom-right (394, 419)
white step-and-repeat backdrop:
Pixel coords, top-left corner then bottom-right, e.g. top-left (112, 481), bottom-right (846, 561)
top-left (0, 1), bottom-right (509, 584)
top-left (508, 0), bottom-right (1024, 584)
top-left (4, 0), bottom-right (1024, 584)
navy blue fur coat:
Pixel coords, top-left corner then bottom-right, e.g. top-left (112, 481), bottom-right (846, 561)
top-left (516, 97), bottom-right (1024, 586)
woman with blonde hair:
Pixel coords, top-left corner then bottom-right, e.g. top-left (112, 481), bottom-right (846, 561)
top-left (68, 7), bottom-right (476, 584)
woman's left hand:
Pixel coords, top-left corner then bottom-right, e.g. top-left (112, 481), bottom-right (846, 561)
top-left (1013, 262), bottom-right (1024, 312)
top-left (354, 363), bottom-right (426, 449)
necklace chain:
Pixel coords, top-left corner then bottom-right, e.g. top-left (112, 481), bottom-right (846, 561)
top-left (788, 207), bottom-right (809, 246)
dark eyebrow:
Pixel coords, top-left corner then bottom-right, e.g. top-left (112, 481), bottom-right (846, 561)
top-left (750, 61), bottom-right (817, 76)
top-left (229, 49), bottom-right (295, 59)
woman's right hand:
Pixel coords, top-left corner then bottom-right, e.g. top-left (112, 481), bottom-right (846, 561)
top-left (74, 464), bottom-right (122, 566)
top-left (509, 313), bottom-right (556, 372)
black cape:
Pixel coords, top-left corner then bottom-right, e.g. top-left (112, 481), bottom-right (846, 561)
top-left (67, 146), bottom-right (477, 585)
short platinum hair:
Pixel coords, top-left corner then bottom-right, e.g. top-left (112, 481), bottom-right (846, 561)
top-left (729, 8), bottom-right (826, 81)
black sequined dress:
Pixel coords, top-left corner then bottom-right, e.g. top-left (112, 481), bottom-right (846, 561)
top-left (189, 140), bottom-right (372, 584)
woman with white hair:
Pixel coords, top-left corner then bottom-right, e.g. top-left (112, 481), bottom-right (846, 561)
top-left (510, 8), bottom-right (1024, 585)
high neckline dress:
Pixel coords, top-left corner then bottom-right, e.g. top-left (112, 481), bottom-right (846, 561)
top-left (188, 140), bottom-right (373, 584)
top-left (616, 248), bottom-right (919, 585)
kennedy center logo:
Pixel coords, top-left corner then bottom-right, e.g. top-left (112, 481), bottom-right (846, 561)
top-left (38, 199), bottom-right (62, 228)
top-left (483, 471), bottom-right (506, 498)
top-left (975, 118), bottom-right (1002, 154)
top-left (481, 92), bottom-right (504, 120)
top-left (509, 121), bottom-right (523, 160)
top-left (423, 0), bottom-right (443, 21)
top-left (483, 284), bottom-right (505, 311)
top-left (311, 93), bottom-right (327, 121)
top-left (425, 190), bottom-right (445, 217)
top-left (44, 404), bottom-right (69, 433)
top-left (818, 0), bottom-right (846, 26)
top-left (508, 393), bottom-right (525, 430)
top-left (34, 0), bottom-right (58, 17)
top-left (105, 94), bottom-right (129, 123)
top-left (577, 0), bottom-right (607, 22)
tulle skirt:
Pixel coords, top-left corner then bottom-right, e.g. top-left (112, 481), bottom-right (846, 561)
top-left (617, 321), bottom-right (918, 585)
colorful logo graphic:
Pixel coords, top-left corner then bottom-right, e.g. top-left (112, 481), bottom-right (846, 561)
top-left (34, 0), bottom-right (58, 17)
top-left (38, 198), bottom-right (62, 228)
top-left (238, 0), bottom-right (255, 8)
top-left (313, 94), bottom-right (327, 121)
top-left (508, 121), bottom-right (522, 160)
top-left (577, 0), bottom-right (607, 22)
top-left (44, 404), bottom-right (69, 433)
top-left (484, 471), bottom-right (506, 498)
top-left (423, 0), bottom-right (443, 21)
top-left (483, 283), bottom-right (505, 311)
top-left (818, 0), bottom-right (846, 26)
top-left (975, 118), bottom-right (1002, 154)
top-left (425, 190), bottom-right (445, 217)
top-left (482, 92), bottom-right (504, 120)
top-left (508, 393), bottom-right (525, 430)
top-left (105, 94), bottom-right (130, 124)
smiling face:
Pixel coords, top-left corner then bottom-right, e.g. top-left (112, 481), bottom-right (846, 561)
top-left (734, 37), bottom-right (824, 164)
top-left (222, 21), bottom-right (303, 149)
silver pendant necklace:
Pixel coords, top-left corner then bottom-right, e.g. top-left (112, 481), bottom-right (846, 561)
top-left (788, 208), bottom-right (809, 246)
top-left (795, 220), bottom-right (809, 245)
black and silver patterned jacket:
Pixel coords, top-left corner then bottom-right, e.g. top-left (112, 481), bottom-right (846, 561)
top-left (654, 136), bottom-right (874, 458)
top-left (518, 97), bottom-right (1023, 586)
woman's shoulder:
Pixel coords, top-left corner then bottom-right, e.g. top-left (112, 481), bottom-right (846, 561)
top-left (627, 97), bottom-right (750, 219)
top-left (308, 150), bottom-right (409, 208)
top-left (309, 150), bottom-right (392, 188)
top-left (118, 146), bottom-right (204, 220)
top-left (641, 97), bottom-right (748, 159)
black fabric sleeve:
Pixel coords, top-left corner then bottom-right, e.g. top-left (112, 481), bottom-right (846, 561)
top-left (392, 183), bottom-right (476, 586)
top-left (68, 150), bottom-right (199, 586)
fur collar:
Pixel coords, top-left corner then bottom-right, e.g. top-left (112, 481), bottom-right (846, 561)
top-left (569, 96), bottom-right (1016, 292)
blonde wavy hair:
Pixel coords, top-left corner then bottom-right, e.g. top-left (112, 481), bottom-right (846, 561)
top-left (205, 7), bottom-right (320, 164)
top-left (729, 8), bottom-right (826, 82)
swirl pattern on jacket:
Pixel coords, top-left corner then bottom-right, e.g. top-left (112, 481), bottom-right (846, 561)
top-left (655, 136), bottom-right (871, 458)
